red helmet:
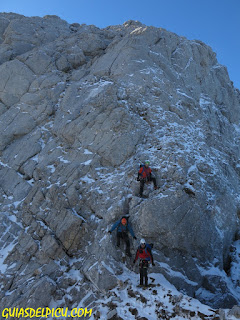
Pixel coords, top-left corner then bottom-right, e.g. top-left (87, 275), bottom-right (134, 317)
top-left (121, 218), bottom-right (127, 225)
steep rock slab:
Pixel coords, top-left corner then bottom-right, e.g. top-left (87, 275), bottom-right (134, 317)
top-left (0, 15), bottom-right (240, 311)
top-left (0, 60), bottom-right (34, 106)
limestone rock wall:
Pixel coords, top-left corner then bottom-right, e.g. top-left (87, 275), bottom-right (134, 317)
top-left (1, 14), bottom-right (240, 310)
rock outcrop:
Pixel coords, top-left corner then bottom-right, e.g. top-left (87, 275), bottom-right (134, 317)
top-left (1, 13), bottom-right (240, 314)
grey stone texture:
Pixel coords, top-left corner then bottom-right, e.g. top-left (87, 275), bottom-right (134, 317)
top-left (0, 14), bottom-right (240, 313)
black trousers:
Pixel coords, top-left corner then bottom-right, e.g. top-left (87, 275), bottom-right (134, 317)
top-left (117, 232), bottom-right (130, 255)
top-left (139, 260), bottom-right (149, 286)
top-left (140, 177), bottom-right (157, 196)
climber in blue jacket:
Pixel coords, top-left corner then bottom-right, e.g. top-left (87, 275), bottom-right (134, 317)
top-left (108, 216), bottom-right (136, 257)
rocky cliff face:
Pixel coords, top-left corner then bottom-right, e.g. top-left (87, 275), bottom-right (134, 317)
top-left (1, 13), bottom-right (240, 316)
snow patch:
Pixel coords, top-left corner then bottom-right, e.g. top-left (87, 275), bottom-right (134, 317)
top-left (0, 242), bottom-right (15, 273)
top-left (58, 156), bottom-right (70, 164)
top-left (84, 149), bottom-right (93, 155)
top-left (80, 175), bottom-right (95, 184)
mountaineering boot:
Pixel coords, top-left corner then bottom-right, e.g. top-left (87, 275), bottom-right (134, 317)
top-left (126, 244), bottom-right (132, 257)
top-left (126, 250), bottom-right (132, 257)
top-left (138, 193), bottom-right (148, 198)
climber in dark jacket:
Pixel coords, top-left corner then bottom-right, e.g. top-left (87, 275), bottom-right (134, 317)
top-left (137, 161), bottom-right (157, 197)
top-left (109, 217), bottom-right (136, 257)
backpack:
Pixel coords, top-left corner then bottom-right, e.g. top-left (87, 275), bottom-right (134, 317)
top-left (139, 243), bottom-right (153, 254)
top-left (146, 243), bottom-right (153, 251)
top-left (138, 164), bottom-right (146, 178)
top-left (139, 164), bottom-right (153, 182)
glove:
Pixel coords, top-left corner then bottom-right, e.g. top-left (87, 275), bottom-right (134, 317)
top-left (108, 230), bottom-right (112, 234)
top-left (137, 177), bottom-right (140, 181)
top-left (152, 262), bottom-right (155, 266)
top-left (133, 236), bottom-right (137, 240)
top-left (133, 260), bottom-right (136, 264)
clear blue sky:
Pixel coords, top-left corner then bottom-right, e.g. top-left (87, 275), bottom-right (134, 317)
top-left (1, 0), bottom-right (240, 89)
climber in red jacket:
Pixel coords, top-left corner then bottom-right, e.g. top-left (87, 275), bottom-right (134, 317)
top-left (137, 161), bottom-right (157, 197)
top-left (133, 238), bottom-right (155, 287)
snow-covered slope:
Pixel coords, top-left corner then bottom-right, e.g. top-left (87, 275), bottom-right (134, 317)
top-left (92, 268), bottom-right (220, 320)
